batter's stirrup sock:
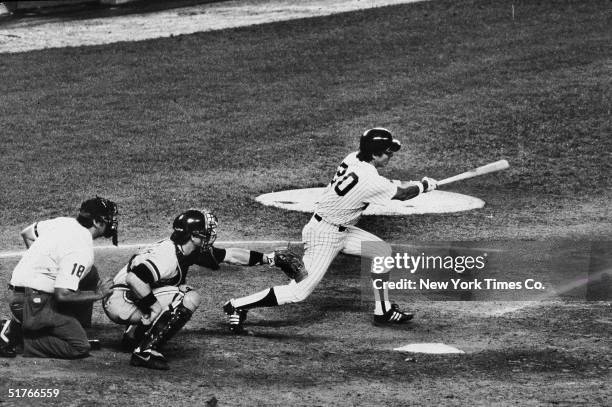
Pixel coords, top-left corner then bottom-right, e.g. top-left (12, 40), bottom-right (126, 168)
top-left (371, 272), bottom-right (392, 315)
top-left (138, 305), bottom-right (193, 351)
top-left (235, 288), bottom-right (279, 310)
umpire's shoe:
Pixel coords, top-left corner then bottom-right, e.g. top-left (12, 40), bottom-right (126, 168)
top-left (223, 300), bottom-right (248, 334)
top-left (0, 341), bottom-right (16, 358)
top-left (373, 304), bottom-right (414, 325)
top-left (130, 348), bottom-right (169, 370)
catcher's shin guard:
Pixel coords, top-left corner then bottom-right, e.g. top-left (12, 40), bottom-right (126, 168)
top-left (121, 323), bottom-right (147, 352)
top-left (137, 304), bottom-right (193, 352)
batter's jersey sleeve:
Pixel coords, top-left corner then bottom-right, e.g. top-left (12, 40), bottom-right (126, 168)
top-left (363, 175), bottom-right (398, 205)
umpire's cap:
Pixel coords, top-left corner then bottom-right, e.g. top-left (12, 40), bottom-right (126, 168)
top-left (359, 128), bottom-right (401, 155)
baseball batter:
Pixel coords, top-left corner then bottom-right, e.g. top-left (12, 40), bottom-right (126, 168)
top-left (224, 128), bottom-right (438, 333)
top-left (0, 197), bottom-right (118, 358)
top-left (103, 209), bottom-right (295, 370)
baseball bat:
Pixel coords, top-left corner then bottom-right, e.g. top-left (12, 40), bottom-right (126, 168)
top-left (437, 159), bottom-right (509, 186)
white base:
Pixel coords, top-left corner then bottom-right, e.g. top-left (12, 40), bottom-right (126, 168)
top-left (394, 343), bottom-right (465, 354)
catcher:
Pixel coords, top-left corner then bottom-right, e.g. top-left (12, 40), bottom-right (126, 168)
top-left (102, 208), bottom-right (302, 370)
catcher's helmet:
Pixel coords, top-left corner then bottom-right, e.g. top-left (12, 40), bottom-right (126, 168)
top-left (171, 209), bottom-right (218, 248)
top-left (79, 196), bottom-right (119, 246)
top-left (359, 128), bottom-right (401, 156)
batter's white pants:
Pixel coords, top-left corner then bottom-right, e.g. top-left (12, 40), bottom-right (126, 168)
top-left (274, 216), bottom-right (392, 305)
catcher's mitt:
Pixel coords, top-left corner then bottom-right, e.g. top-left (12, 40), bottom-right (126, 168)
top-left (273, 249), bottom-right (308, 282)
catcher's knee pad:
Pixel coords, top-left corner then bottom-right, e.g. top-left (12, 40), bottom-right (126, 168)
top-left (181, 290), bottom-right (201, 312)
top-left (103, 287), bottom-right (136, 324)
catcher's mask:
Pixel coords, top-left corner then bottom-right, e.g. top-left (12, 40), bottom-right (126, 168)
top-left (171, 209), bottom-right (217, 249)
top-left (79, 196), bottom-right (119, 246)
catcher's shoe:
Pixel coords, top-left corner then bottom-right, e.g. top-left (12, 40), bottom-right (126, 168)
top-left (373, 304), bottom-right (414, 325)
top-left (130, 348), bottom-right (169, 370)
top-left (223, 301), bottom-right (248, 334)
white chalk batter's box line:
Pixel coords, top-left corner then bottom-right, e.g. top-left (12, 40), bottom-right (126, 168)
top-left (0, 240), bottom-right (300, 259)
top-left (0, 240), bottom-right (521, 259)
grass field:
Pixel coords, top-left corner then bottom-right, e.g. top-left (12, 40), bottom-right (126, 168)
top-left (0, 0), bottom-right (611, 405)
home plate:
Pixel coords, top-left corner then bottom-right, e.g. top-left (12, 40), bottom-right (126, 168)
top-left (255, 188), bottom-right (484, 215)
top-left (393, 343), bottom-right (465, 354)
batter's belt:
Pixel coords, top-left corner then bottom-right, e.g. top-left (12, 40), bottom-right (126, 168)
top-left (313, 213), bottom-right (347, 232)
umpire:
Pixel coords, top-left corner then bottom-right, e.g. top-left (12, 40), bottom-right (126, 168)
top-left (0, 197), bottom-right (118, 359)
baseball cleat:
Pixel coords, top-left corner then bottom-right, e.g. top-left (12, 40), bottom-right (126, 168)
top-left (373, 304), bottom-right (414, 325)
top-left (0, 342), bottom-right (16, 358)
top-left (130, 348), bottom-right (169, 370)
top-left (223, 300), bottom-right (249, 335)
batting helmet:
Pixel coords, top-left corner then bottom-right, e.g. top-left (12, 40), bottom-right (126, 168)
top-left (359, 128), bottom-right (401, 157)
top-left (78, 196), bottom-right (119, 246)
top-left (171, 209), bottom-right (218, 248)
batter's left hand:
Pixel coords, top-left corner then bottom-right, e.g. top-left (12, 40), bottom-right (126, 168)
top-left (421, 177), bottom-right (438, 192)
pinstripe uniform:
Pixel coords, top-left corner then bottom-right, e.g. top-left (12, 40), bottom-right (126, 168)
top-left (273, 152), bottom-right (396, 310)
top-left (226, 128), bottom-right (424, 331)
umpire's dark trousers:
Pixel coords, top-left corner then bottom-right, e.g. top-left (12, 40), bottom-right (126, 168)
top-left (9, 289), bottom-right (90, 359)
